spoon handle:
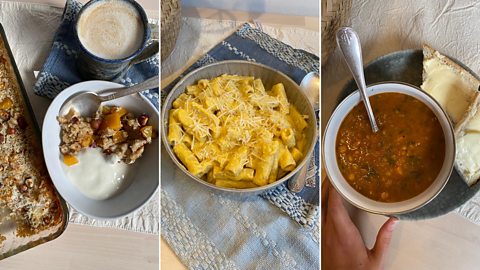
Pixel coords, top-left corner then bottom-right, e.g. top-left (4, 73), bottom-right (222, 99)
top-left (100, 75), bottom-right (159, 101)
top-left (336, 27), bottom-right (379, 133)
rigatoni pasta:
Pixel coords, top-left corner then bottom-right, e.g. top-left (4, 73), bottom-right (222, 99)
top-left (167, 74), bottom-right (309, 188)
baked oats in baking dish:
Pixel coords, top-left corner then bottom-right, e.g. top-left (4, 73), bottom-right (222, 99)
top-left (0, 44), bottom-right (63, 237)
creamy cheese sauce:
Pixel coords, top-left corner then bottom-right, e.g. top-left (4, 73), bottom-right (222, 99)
top-left (62, 148), bottom-right (134, 200)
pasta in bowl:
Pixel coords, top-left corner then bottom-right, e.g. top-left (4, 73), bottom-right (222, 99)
top-left (162, 61), bottom-right (317, 193)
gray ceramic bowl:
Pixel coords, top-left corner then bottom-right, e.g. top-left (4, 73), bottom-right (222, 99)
top-left (323, 82), bottom-right (455, 215)
top-left (162, 60), bottom-right (317, 194)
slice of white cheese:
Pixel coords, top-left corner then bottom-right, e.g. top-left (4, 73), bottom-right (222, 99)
top-left (456, 94), bottom-right (480, 186)
top-left (421, 57), bottom-right (476, 123)
top-left (456, 131), bottom-right (480, 186)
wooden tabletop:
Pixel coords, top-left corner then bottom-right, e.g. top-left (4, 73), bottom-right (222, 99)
top-left (1, 224), bottom-right (158, 269)
top-left (353, 210), bottom-right (480, 270)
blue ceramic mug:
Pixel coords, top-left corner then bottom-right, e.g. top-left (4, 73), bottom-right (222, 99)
top-left (75, 0), bottom-right (158, 80)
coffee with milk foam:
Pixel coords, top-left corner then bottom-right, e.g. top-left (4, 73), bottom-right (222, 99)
top-left (77, 1), bottom-right (144, 60)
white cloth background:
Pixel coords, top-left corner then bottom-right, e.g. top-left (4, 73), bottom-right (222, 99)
top-left (161, 17), bottom-right (319, 82)
top-left (323, 0), bottom-right (480, 225)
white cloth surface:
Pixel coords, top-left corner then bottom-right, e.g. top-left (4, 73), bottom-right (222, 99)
top-left (161, 17), bottom-right (319, 81)
top-left (323, 0), bottom-right (480, 225)
top-left (0, 1), bottom-right (158, 234)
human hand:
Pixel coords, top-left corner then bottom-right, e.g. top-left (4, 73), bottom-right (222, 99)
top-left (321, 179), bottom-right (398, 270)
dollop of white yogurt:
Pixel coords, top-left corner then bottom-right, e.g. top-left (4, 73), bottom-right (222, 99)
top-left (62, 148), bottom-right (132, 200)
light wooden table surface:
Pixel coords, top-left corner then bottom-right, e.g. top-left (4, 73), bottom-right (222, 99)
top-left (1, 224), bottom-right (158, 269)
top-left (353, 210), bottom-right (480, 270)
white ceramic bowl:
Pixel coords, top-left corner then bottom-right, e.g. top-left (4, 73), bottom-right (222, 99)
top-left (42, 81), bottom-right (159, 219)
top-left (323, 82), bottom-right (455, 215)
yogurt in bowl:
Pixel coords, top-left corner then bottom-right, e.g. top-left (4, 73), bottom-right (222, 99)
top-left (43, 81), bottom-right (158, 219)
top-left (61, 148), bottom-right (134, 200)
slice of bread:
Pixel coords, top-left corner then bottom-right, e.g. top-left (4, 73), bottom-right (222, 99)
top-left (421, 44), bottom-right (480, 124)
top-left (421, 44), bottom-right (480, 186)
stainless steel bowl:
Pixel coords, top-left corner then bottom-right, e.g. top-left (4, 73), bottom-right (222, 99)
top-left (161, 60), bottom-right (318, 194)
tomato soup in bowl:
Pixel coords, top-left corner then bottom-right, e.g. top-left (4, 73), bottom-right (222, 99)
top-left (323, 83), bottom-right (455, 215)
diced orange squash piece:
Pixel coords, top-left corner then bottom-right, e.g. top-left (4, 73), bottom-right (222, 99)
top-left (0, 97), bottom-right (13, 110)
top-left (81, 135), bottom-right (92, 147)
top-left (63, 154), bottom-right (78, 166)
top-left (100, 112), bottom-right (122, 131)
top-left (112, 131), bottom-right (126, 144)
top-left (100, 107), bottom-right (128, 131)
top-left (140, 126), bottom-right (153, 139)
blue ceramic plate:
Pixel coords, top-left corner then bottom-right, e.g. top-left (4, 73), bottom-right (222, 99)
top-left (339, 49), bottom-right (480, 220)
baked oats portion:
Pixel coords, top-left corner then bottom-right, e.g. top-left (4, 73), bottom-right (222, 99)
top-left (58, 111), bottom-right (94, 156)
top-left (58, 105), bottom-right (155, 165)
top-left (0, 50), bottom-right (63, 236)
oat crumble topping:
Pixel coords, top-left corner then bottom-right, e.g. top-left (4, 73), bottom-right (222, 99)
top-left (58, 106), bottom-right (156, 165)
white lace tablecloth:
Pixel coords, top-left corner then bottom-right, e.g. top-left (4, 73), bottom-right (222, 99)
top-left (323, 0), bottom-right (480, 225)
top-left (0, 1), bottom-right (158, 234)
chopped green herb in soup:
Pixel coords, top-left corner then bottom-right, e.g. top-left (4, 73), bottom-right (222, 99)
top-left (336, 93), bottom-right (445, 202)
